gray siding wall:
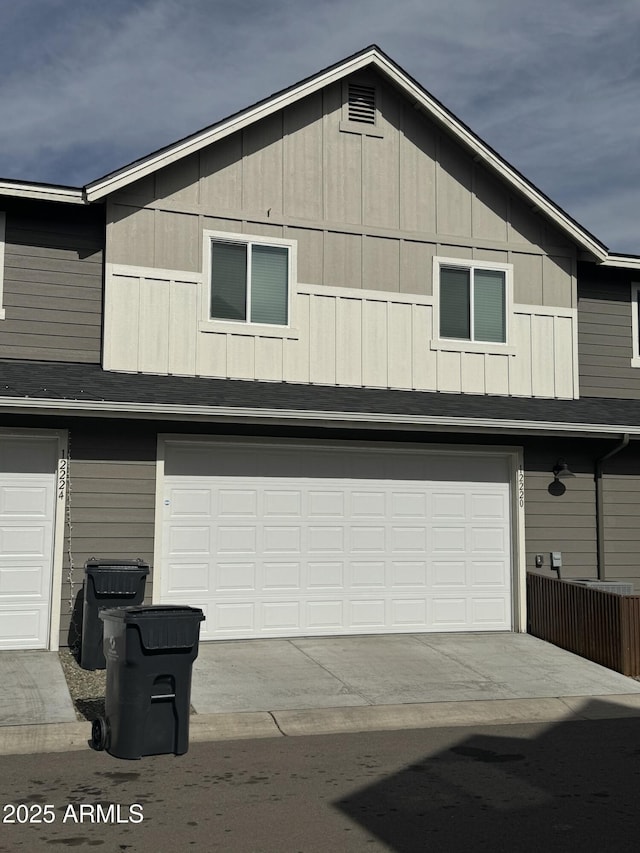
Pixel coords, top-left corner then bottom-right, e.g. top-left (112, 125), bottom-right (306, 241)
top-left (60, 425), bottom-right (156, 648)
top-left (524, 439), bottom-right (640, 593)
top-left (107, 72), bottom-right (577, 308)
top-left (1, 199), bottom-right (103, 363)
top-left (601, 447), bottom-right (640, 591)
top-left (578, 264), bottom-right (640, 398)
top-left (52, 423), bottom-right (640, 645)
top-left (523, 442), bottom-right (598, 579)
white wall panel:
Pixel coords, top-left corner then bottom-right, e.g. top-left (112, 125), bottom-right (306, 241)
top-left (104, 272), bottom-right (140, 371)
top-left (387, 302), bottom-right (413, 390)
top-left (461, 352), bottom-right (486, 395)
top-left (168, 281), bottom-right (198, 375)
top-left (138, 278), bottom-right (170, 374)
top-left (309, 295), bottom-right (336, 384)
top-left (335, 297), bottom-right (362, 386)
top-left (509, 313), bottom-right (533, 396)
top-left (104, 264), bottom-right (578, 398)
top-left (255, 337), bottom-right (283, 382)
top-left (531, 313), bottom-right (557, 398)
top-left (197, 332), bottom-right (227, 378)
top-left (485, 355), bottom-right (510, 396)
top-left (283, 293), bottom-right (310, 383)
top-left (362, 299), bottom-right (388, 387)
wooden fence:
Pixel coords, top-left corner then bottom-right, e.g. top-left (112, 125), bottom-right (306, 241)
top-left (526, 572), bottom-right (640, 676)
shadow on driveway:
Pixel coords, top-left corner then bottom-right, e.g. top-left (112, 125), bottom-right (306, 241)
top-left (336, 697), bottom-right (640, 853)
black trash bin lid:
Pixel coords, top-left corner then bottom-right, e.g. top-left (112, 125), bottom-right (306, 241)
top-left (85, 558), bottom-right (149, 573)
top-left (100, 605), bottom-right (205, 650)
top-left (84, 560), bottom-right (150, 595)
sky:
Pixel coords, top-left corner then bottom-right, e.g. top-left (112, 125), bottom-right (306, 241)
top-left (1, 0), bottom-right (639, 253)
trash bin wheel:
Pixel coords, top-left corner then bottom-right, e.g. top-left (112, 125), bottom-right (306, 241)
top-left (91, 717), bottom-right (109, 751)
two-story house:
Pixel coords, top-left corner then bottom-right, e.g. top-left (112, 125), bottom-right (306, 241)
top-left (2, 46), bottom-right (640, 653)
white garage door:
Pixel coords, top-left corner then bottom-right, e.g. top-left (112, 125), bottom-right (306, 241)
top-left (0, 436), bottom-right (57, 649)
top-left (160, 442), bottom-right (513, 640)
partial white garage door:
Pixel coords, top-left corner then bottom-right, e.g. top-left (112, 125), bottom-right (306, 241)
top-left (160, 441), bottom-right (513, 640)
top-left (0, 436), bottom-right (57, 649)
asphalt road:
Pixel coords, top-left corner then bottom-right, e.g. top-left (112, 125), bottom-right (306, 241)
top-left (1, 716), bottom-right (639, 852)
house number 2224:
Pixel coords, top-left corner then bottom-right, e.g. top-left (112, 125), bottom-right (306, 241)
top-left (58, 457), bottom-right (68, 500)
top-left (518, 468), bottom-right (525, 507)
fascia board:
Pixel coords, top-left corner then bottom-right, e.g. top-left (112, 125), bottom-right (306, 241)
top-left (0, 181), bottom-right (85, 204)
top-left (84, 48), bottom-right (607, 261)
top-left (0, 395), bottom-right (637, 437)
top-left (600, 255), bottom-right (640, 270)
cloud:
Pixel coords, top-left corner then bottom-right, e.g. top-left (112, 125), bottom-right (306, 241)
top-left (0, 0), bottom-right (638, 250)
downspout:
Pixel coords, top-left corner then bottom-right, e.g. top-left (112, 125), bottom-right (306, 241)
top-left (595, 434), bottom-right (629, 580)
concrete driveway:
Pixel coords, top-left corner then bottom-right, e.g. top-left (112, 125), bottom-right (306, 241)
top-left (3, 633), bottom-right (640, 736)
top-left (191, 632), bottom-right (640, 715)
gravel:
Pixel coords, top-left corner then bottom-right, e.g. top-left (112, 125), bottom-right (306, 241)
top-left (58, 648), bottom-right (106, 722)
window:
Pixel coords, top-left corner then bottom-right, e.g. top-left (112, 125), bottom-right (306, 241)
top-left (207, 233), bottom-right (291, 326)
top-left (435, 258), bottom-right (511, 347)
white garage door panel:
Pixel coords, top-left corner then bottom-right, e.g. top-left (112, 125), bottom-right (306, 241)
top-left (0, 441), bottom-right (57, 650)
top-left (0, 607), bottom-right (48, 646)
top-left (161, 446), bottom-right (513, 640)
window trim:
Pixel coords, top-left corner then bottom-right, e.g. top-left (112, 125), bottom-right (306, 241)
top-left (631, 282), bottom-right (640, 367)
top-left (201, 229), bottom-right (297, 336)
top-left (431, 256), bottom-right (515, 355)
top-left (0, 212), bottom-right (5, 320)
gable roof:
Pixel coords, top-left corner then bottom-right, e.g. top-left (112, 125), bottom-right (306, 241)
top-left (84, 45), bottom-right (608, 262)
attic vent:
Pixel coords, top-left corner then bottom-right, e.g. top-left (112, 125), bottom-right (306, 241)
top-left (348, 84), bottom-right (376, 124)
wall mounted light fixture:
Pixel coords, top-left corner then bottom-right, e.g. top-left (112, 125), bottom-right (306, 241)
top-left (553, 459), bottom-right (575, 481)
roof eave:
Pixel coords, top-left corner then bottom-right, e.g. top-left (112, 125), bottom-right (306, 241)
top-left (0, 395), bottom-right (636, 438)
top-left (599, 254), bottom-right (640, 270)
top-left (0, 180), bottom-right (86, 205)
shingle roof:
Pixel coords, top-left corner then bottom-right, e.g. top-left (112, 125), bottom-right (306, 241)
top-left (2, 360), bottom-right (640, 436)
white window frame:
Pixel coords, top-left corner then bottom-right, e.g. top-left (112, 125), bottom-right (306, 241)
top-left (431, 256), bottom-right (516, 355)
top-left (631, 282), bottom-right (640, 367)
top-left (200, 229), bottom-right (297, 338)
top-left (0, 212), bottom-right (5, 320)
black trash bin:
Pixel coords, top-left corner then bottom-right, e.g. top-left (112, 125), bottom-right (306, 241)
top-left (91, 605), bottom-right (205, 760)
top-left (80, 558), bottom-right (150, 670)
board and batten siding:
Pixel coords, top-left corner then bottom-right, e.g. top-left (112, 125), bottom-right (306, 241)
top-left (578, 266), bottom-right (640, 399)
top-left (105, 73), bottom-right (577, 310)
top-left (103, 73), bottom-right (579, 398)
top-left (59, 426), bottom-right (156, 648)
top-left (103, 263), bottom-right (578, 398)
top-left (0, 200), bottom-right (103, 363)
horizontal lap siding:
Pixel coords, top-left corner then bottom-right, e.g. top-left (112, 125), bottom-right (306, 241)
top-left (1, 201), bottom-right (103, 363)
top-left (524, 442), bottom-right (599, 578)
top-left (578, 267), bottom-right (640, 399)
top-left (525, 440), bottom-right (640, 594)
top-left (602, 452), bottom-right (640, 591)
top-left (59, 426), bottom-right (157, 648)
